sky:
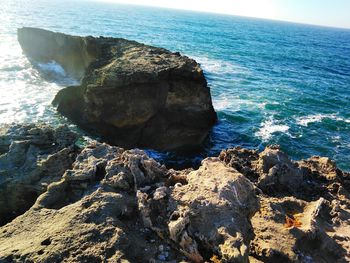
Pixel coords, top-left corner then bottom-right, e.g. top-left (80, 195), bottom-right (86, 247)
top-left (97, 0), bottom-right (350, 29)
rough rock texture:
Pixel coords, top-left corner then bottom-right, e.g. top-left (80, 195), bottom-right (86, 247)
top-left (0, 124), bottom-right (79, 226)
top-left (0, 143), bottom-right (183, 262)
top-left (220, 145), bottom-right (350, 263)
top-left (17, 27), bottom-right (217, 151)
top-left (0, 124), bottom-right (349, 262)
top-left (138, 158), bottom-right (260, 262)
top-left (0, 140), bottom-right (259, 263)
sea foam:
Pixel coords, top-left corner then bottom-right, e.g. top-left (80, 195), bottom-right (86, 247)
top-left (37, 61), bottom-right (67, 77)
top-left (255, 118), bottom-right (290, 141)
top-left (296, 114), bottom-right (349, 126)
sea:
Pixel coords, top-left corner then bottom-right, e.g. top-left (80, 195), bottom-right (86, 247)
top-left (1, 0), bottom-right (350, 170)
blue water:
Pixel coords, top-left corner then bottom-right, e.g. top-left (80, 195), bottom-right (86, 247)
top-left (1, 0), bottom-right (350, 170)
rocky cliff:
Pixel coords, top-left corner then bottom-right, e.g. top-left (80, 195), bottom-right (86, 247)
top-left (17, 27), bottom-right (217, 151)
top-left (0, 124), bottom-right (349, 262)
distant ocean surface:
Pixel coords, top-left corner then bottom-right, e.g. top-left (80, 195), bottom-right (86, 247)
top-left (1, 0), bottom-right (350, 170)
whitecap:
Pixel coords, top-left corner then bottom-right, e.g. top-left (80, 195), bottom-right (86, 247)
top-left (213, 96), bottom-right (232, 111)
top-left (255, 118), bottom-right (290, 141)
top-left (213, 94), bottom-right (267, 112)
top-left (331, 136), bottom-right (341, 143)
top-left (191, 56), bottom-right (249, 76)
top-left (296, 114), bottom-right (348, 126)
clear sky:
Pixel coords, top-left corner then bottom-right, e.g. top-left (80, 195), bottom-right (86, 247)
top-left (97, 0), bottom-right (350, 29)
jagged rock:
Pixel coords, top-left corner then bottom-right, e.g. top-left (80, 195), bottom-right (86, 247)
top-left (220, 145), bottom-right (350, 262)
top-left (17, 27), bottom-right (217, 151)
top-left (0, 142), bottom-right (183, 262)
top-left (0, 124), bottom-right (79, 226)
top-left (138, 158), bottom-right (260, 263)
top-left (1, 123), bottom-right (349, 262)
top-left (0, 140), bottom-right (260, 262)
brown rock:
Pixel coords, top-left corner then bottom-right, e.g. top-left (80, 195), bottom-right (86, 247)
top-left (138, 158), bottom-right (260, 263)
top-left (17, 27), bottom-right (217, 151)
top-left (220, 145), bottom-right (350, 262)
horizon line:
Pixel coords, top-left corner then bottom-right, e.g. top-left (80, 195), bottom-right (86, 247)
top-left (93, 0), bottom-right (350, 31)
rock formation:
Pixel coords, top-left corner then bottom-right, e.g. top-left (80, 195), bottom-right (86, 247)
top-left (0, 125), bottom-right (349, 262)
top-left (0, 139), bottom-right (260, 262)
top-left (17, 27), bottom-right (217, 151)
top-left (0, 124), bottom-right (79, 226)
top-left (220, 146), bottom-right (350, 262)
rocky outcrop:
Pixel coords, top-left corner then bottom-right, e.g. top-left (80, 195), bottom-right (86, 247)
top-left (0, 125), bottom-right (349, 262)
top-left (138, 158), bottom-right (259, 262)
top-left (0, 143), bottom-right (181, 262)
top-left (17, 27), bottom-right (217, 151)
top-left (0, 124), bottom-right (79, 226)
top-left (0, 141), bottom-right (258, 262)
top-left (220, 146), bottom-right (350, 262)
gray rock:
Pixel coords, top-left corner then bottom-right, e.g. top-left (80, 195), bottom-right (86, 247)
top-left (138, 158), bottom-right (260, 263)
top-left (0, 123), bottom-right (79, 226)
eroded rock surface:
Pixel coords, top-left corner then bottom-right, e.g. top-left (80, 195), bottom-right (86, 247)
top-left (220, 146), bottom-right (350, 262)
top-left (0, 124), bottom-right (349, 262)
top-left (0, 140), bottom-right (259, 262)
top-left (0, 142), bottom-right (180, 262)
top-left (138, 158), bottom-right (260, 262)
top-left (0, 124), bottom-right (79, 226)
top-left (17, 27), bottom-right (217, 151)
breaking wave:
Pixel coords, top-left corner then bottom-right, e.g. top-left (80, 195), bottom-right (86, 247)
top-left (296, 114), bottom-right (350, 126)
top-left (255, 118), bottom-right (290, 141)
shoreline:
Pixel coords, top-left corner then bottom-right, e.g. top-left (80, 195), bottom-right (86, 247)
top-left (0, 23), bottom-right (349, 262)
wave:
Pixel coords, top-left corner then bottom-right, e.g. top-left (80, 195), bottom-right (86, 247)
top-left (37, 61), bottom-right (67, 77)
top-left (191, 56), bottom-right (250, 76)
top-left (255, 118), bottom-right (290, 141)
top-left (35, 61), bottom-right (79, 86)
top-left (296, 114), bottom-right (350, 126)
top-left (213, 95), bottom-right (267, 112)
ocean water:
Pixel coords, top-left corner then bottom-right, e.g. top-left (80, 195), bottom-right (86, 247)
top-left (1, 0), bottom-right (350, 170)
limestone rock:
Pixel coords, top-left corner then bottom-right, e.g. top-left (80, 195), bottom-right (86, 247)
top-left (1, 125), bottom-right (349, 262)
top-left (220, 145), bottom-right (350, 262)
top-left (0, 142), bottom-right (183, 262)
top-left (0, 124), bottom-right (79, 226)
top-left (138, 158), bottom-right (260, 263)
top-left (0, 139), bottom-right (260, 262)
top-left (17, 27), bottom-right (217, 151)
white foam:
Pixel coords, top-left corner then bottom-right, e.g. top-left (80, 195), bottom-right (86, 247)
top-left (192, 56), bottom-right (249, 76)
top-left (331, 136), bottom-right (341, 143)
top-left (296, 114), bottom-right (348, 126)
top-left (37, 61), bottom-right (67, 77)
top-left (213, 96), bottom-right (232, 111)
top-left (255, 118), bottom-right (290, 141)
